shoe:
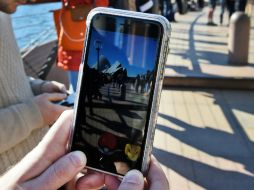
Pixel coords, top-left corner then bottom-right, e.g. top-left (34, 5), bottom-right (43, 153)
top-left (207, 22), bottom-right (217, 26)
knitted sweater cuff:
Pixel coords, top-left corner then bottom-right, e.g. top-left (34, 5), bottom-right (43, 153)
top-left (29, 77), bottom-right (45, 95)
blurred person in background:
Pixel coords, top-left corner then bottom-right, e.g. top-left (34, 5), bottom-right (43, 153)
top-left (219, 0), bottom-right (235, 25)
top-left (0, 0), bottom-right (69, 175)
top-left (109, 0), bottom-right (137, 10)
top-left (207, 0), bottom-right (218, 25)
top-left (219, 0), bottom-right (227, 25)
top-left (236, 0), bottom-right (247, 11)
top-left (136, 0), bottom-right (156, 13)
top-left (160, 0), bottom-right (176, 22)
top-left (109, 0), bottom-right (159, 13)
top-left (53, 0), bottom-right (109, 93)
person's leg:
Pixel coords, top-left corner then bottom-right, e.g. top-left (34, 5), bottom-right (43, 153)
top-left (68, 71), bottom-right (79, 93)
top-left (207, 0), bottom-right (217, 25)
top-left (220, 0), bottom-right (226, 24)
top-left (159, 0), bottom-right (165, 16)
top-left (237, 0), bottom-right (247, 11)
top-left (164, 0), bottom-right (176, 21)
top-left (227, 0), bottom-right (235, 19)
top-left (198, 0), bottom-right (204, 9)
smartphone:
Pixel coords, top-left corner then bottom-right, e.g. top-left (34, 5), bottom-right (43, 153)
top-left (69, 7), bottom-right (170, 177)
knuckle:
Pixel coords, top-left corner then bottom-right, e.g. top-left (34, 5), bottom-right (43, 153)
top-left (68, 155), bottom-right (77, 167)
top-left (51, 163), bottom-right (66, 181)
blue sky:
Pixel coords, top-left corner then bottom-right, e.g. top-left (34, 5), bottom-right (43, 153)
top-left (87, 29), bottom-right (160, 77)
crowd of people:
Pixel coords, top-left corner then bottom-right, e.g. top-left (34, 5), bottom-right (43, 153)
top-left (159, 0), bottom-right (248, 25)
top-left (208, 0), bottom-right (248, 25)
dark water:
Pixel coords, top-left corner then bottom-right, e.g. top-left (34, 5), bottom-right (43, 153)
top-left (11, 3), bottom-right (61, 50)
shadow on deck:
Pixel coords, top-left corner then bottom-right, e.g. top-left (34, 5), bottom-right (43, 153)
top-left (164, 7), bottom-right (254, 90)
top-left (154, 88), bottom-right (254, 189)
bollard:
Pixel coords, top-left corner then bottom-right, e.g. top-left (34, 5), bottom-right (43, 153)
top-left (228, 12), bottom-right (250, 65)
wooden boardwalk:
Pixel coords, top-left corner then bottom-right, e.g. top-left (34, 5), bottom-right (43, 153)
top-left (154, 88), bottom-right (254, 189)
top-left (165, 7), bottom-right (254, 79)
top-left (155, 5), bottom-right (254, 189)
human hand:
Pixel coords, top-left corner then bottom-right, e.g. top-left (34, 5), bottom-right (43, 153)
top-left (40, 81), bottom-right (67, 94)
top-left (75, 155), bottom-right (169, 190)
top-left (33, 93), bottom-right (69, 126)
top-left (0, 110), bottom-right (86, 190)
top-left (145, 155), bottom-right (169, 190)
top-left (0, 109), bottom-right (169, 190)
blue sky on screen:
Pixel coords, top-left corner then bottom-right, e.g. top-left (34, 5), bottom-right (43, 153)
top-left (87, 29), bottom-right (159, 77)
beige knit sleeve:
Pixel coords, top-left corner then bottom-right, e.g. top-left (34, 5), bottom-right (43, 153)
top-left (0, 100), bottom-right (44, 154)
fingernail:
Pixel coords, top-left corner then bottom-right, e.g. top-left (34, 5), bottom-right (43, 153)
top-left (71, 151), bottom-right (86, 167)
top-left (122, 170), bottom-right (143, 185)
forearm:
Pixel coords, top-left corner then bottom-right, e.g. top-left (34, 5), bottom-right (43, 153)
top-left (0, 100), bottom-right (44, 154)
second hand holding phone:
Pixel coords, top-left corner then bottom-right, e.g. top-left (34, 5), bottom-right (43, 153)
top-left (69, 7), bottom-right (171, 178)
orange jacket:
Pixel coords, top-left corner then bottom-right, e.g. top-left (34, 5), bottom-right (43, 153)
top-left (62, 0), bottom-right (108, 8)
top-left (55, 0), bottom-right (109, 71)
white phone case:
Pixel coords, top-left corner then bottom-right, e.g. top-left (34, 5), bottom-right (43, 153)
top-left (69, 7), bottom-right (171, 177)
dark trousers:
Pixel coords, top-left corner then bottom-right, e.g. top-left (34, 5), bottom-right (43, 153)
top-left (237, 0), bottom-right (247, 11)
top-left (227, 0), bottom-right (235, 18)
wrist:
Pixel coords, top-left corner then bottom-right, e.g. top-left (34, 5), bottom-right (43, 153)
top-left (39, 81), bottom-right (49, 94)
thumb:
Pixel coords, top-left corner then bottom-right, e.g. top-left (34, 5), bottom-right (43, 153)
top-left (118, 170), bottom-right (144, 190)
top-left (147, 155), bottom-right (169, 190)
top-left (22, 151), bottom-right (86, 190)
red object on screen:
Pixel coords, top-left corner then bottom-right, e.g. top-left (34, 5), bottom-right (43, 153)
top-left (98, 133), bottom-right (117, 150)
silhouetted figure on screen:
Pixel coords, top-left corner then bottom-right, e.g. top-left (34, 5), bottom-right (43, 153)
top-left (135, 74), bottom-right (141, 93)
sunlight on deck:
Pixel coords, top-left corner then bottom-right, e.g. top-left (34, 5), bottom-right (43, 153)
top-left (165, 7), bottom-right (254, 79)
top-left (153, 88), bottom-right (254, 189)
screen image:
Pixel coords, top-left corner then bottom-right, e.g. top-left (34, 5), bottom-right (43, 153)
top-left (72, 15), bottom-right (162, 176)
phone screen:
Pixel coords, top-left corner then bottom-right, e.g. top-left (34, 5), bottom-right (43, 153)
top-left (71, 14), bottom-right (162, 176)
